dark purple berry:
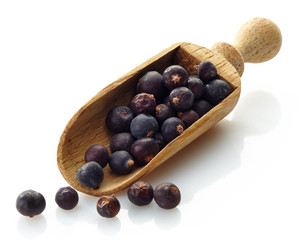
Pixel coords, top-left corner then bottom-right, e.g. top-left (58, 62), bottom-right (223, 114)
top-left (97, 195), bottom-right (120, 218)
top-left (162, 95), bottom-right (171, 106)
top-left (106, 106), bottom-right (134, 133)
top-left (153, 132), bottom-right (167, 150)
top-left (130, 114), bottom-right (158, 139)
top-left (16, 190), bottom-right (46, 217)
top-left (109, 150), bottom-right (135, 175)
top-left (131, 137), bottom-right (160, 166)
top-left (110, 132), bottom-right (134, 154)
top-left (163, 65), bottom-right (188, 90)
top-left (204, 79), bottom-right (231, 106)
top-left (136, 71), bottom-right (166, 100)
top-left (178, 110), bottom-right (199, 128)
top-left (155, 104), bottom-right (176, 125)
top-left (77, 161), bottom-right (104, 189)
top-left (187, 75), bottom-right (205, 99)
top-left (154, 182), bottom-right (181, 209)
top-left (192, 99), bottom-right (212, 117)
top-left (127, 181), bottom-right (154, 206)
top-left (85, 144), bottom-right (109, 168)
top-left (168, 87), bottom-right (194, 112)
top-left (198, 60), bottom-right (218, 83)
top-left (130, 93), bottom-right (157, 115)
top-left (55, 187), bottom-right (79, 210)
top-left (161, 117), bottom-right (185, 143)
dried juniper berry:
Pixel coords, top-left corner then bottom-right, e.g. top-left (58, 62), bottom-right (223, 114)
top-left (198, 60), bottom-right (218, 83)
top-left (127, 181), bottom-right (154, 206)
top-left (109, 150), bottom-right (135, 175)
top-left (168, 87), bottom-right (194, 112)
top-left (136, 71), bottom-right (166, 101)
top-left (110, 132), bottom-right (134, 154)
top-left (161, 117), bottom-right (185, 143)
top-left (55, 186), bottom-right (79, 210)
top-left (16, 190), bottom-right (46, 217)
top-left (178, 110), bottom-right (199, 128)
top-left (154, 182), bottom-right (181, 209)
top-left (192, 99), bottom-right (212, 117)
top-left (131, 137), bottom-right (160, 166)
top-left (85, 144), bottom-right (109, 168)
top-left (97, 195), bottom-right (120, 218)
top-left (77, 161), bottom-right (104, 189)
top-left (187, 75), bottom-right (205, 99)
top-left (130, 113), bottom-right (158, 139)
top-left (163, 65), bottom-right (188, 90)
top-left (155, 104), bottom-right (176, 125)
top-left (106, 106), bottom-right (134, 133)
top-left (130, 93), bottom-right (157, 115)
top-left (153, 132), bottom-right (167, 150)
top-left (204, 79), bottom-right (231, 106)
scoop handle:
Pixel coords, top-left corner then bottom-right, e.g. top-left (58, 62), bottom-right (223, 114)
top-left (211, 17), bottom-right (282, 76)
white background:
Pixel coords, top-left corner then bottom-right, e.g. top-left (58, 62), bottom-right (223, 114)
top-left (1, 0), bottom-right (302, 239)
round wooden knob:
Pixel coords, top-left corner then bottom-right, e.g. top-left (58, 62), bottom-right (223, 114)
top-left (211, 17), bottom-right (282, 76)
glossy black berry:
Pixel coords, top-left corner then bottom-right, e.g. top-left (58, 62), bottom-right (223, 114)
top-left (16, 190), bottom-right (46, 217)
top-left (130, 114), bottom-right (158, 139)
top-left (55, 186), bottom-right (79, 210)
top-left (77, 161), bottom-right (104, 189)
top-left (204, 79), bottom-right (231, 106)
top-left (198, 60), bottom-right (218, 83)
top-left (131, 137), bottom-right (160, 166)
top-left (168, 87), bottom-right (194, 112)
top-left (127, 181), bottom-right (154, 206)
top-left (161, 117), bottom-right (185, 143)
top-left (154, 182), bottom-right (181, 209)
top-left (163, 65), bottom-right (188, 90)
top-left (110, 132), bottom-right (134, 154)
top-left (136, 71), bottom-right (166, 100)
top-left (178, 110), bottom-right (199, 128)
top-left (155, 104), bottom-right (176, 125)
top-left (187, 75), bottom-right (205, 99)
top-left (192, 99), bottom-right (212, 117)
top-left (130, 93), bottom-right (157, 115)
top-left (85, 144), bottom-right (109, 168)
top-left (109, 150), bottom-right (135, 175)
top-left (106, 106), bottom-right (134, 133)
top-left (97, 195), bottom-right (120, 218)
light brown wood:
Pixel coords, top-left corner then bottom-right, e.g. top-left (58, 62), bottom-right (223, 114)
top-left (57, 42), bottom-right (241, 196)
top-left (211, 17), bottom-right (282, 76)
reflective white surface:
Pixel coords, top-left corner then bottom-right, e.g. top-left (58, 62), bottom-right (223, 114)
top-left (1, 0), bottom-right (302, 239)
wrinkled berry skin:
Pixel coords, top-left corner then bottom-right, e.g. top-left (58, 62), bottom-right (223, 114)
top-left (136, 71), bottom-right (166, 100)
top-left (178, 110), bottom-right (199, 128)
top-left (169, 87), bottom-right (194, 112)
top-left (155, 104), bottom-right (176, 125)
top-left (130, 114), bottom-right (158, 139)
top-left (154, 182), bottom-right (181, 209)
top-left (106, 106), bottom-right (134, 133)
top-left (204, 79), bottom-right (231, 106)
top-left (161, 117), bottom-right (185, 143)
top-left (110, 132), bottom-right (134, 154)
top-left (97, 195), bottom-right (120, 218)
top-left (163, 65), bottom-right (188, 90)
top-left (198, 60), bottom-right (218, 83)
top-left (85, 144), bottom-right (109, 168)
top-left (131, 137), bottom-right (160, 166)
top-left (16, 190), bottom-right (46, 217)
top-left (192, 99), bottom-right (212, 117)
top-left (127, 181), bottom-right (154, 206)
top-left (55, 187), bottom-right (79, 210)
top-left (109, 150), bottom-right (135, 175)
top-left (130, 93), bottom-right (157, 115)
top-left (77, 161), bottom-right (104, 189)
top-left (187, 75), bottom-right (205, 99)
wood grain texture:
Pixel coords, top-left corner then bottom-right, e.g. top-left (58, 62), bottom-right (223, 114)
top-left (57, 42), bottom-right (241, 196)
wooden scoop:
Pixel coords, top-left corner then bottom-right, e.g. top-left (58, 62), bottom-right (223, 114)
top-left (57, 17), bottom-right (282, 196)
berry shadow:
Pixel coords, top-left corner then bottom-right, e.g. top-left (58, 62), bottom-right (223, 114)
top-left (17, 214), bottom-right (47, 238)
